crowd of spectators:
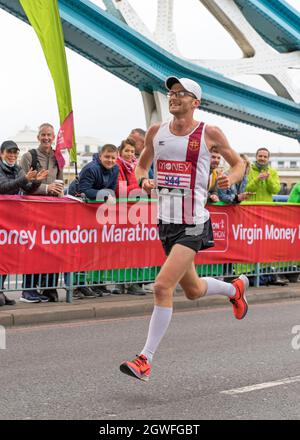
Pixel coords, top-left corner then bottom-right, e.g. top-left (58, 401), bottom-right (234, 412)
top-left (0, 123), bottom-right (299, 306)
top-left (208, 147), bottom-right (282, 205)
top-left (207, 146), bottom-right (296, 287)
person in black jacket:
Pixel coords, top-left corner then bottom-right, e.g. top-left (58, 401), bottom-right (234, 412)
top-left (0, 140), bottom-right (48, 195)
top-left (0, 140), bottom-right (48, 306)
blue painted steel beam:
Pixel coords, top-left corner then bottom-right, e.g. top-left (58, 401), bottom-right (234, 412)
top-left (0, 0), bottom-right (299, 140)
top-left (234, 0), bottom-right (300, 52)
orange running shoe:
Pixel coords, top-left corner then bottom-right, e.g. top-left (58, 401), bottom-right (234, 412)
top-left (230, 275), bottom-right (249, 320)
top-left (120, 354), bottom-right (151, 381)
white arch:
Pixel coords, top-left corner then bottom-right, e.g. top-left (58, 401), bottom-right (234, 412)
top-left (112, 0), bottom-right (300, 126)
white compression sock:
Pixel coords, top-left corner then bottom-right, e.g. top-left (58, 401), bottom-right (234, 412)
top-left (140, 305), bottom-right (173, 364)
top-left (202, 277), bottom-right (235, 298)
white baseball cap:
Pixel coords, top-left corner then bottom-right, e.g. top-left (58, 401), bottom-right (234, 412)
top-left (165, 76), bottom-right (202, 101)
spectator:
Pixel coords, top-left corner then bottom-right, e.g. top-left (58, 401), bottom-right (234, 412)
top-left (0, 140), bottom-right (47, 195)
top-left (127, 130), bottom-right (152, 295)
top-left (288, 182), bottom-right (300, 203)
top-left (129, 128), bottom-right (154, 179)
top-left (207, 147), bottom-right (221, 203)
top-left (77, 144), bottom-right (119, 200)
top-left (128, 128), bottom-right (145, 158)
top-left (245, 148), bottom-right (280, 202)
top-left (117, 138), bottom-right (139, 195)
top-left (20, 123), bottom-right (64, 196)
top-left (115, 139), bottom-right (145, 295)
top-left (218, 154), bottom-right (252, 203)
top-left (20, 123), bottom-right (63, 303)
top-left (129, 129), bottom-right (155, 294)
top-left (71, 144), bottom-right (119, 298)
top-left (0, 139), bottom-right (48, 306)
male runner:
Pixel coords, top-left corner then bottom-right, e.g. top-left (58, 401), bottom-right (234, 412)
top-left (120, 77), bottom-right (248, 381)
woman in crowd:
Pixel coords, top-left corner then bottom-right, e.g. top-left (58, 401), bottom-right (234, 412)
top-left (0, 140), bottom-right (48, 306)
top-left (116, 138), bottom-right (139, 196)
top-left (0, 140), bottom-right (48, 195)
top-left (115, 138), bottom-right (145, 296)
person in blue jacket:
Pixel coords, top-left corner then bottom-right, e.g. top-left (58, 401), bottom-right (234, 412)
top-left (69, 144), bottom-right (120, 298)
top-left (77, 144), bottom-right (119, 200)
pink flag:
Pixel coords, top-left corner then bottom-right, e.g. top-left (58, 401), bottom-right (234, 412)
top-left (55, 111), bottom-right (74, 169)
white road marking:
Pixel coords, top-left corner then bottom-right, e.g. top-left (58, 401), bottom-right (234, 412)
top-left (221, 375), bottom-right (300, 395)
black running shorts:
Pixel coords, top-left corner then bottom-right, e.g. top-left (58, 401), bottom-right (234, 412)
top-left (158, 219), bottom-right (215, 256)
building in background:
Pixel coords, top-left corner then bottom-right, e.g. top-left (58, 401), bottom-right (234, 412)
top-left (11, 126), bottom-right (105, 183)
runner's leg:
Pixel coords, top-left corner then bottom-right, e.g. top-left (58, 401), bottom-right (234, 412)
top-left (140, 244), bottom-right (196, 362)
top-left (179, 265), bottom-right (236, 299)
top-left (179, 264), bottom-right (249, 320)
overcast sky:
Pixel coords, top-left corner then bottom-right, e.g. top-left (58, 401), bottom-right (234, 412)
top-left (0, 0), bottom-right (299, 153)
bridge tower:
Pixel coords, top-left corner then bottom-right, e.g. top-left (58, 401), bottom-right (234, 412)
top-left (112, 0), bottom-right (300, 127)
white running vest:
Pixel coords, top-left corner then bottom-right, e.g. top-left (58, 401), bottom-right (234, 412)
top-left (153, 121), bottom-right (210, 224)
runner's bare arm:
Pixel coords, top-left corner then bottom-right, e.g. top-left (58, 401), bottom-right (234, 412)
top-left (135, 123), bottom-right (160, 190)
top-left (205, 125), bottom-right (244, 187)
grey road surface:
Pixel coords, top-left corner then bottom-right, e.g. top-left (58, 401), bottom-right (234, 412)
top-left (1, 298), bottom-right (300, 420)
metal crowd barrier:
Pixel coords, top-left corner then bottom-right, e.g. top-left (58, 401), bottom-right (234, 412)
top-left (1, 261), bottom-right (299, 302)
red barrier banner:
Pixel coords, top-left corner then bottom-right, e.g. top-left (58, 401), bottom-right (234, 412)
top-left (0, 196), bottom-right (299, 274)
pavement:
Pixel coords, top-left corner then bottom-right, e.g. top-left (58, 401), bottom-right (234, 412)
top-left (0, 282), bottom-right (300, 327)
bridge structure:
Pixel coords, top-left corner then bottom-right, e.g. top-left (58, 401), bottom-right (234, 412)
top-left (0, 0), bottom-right (299, 141)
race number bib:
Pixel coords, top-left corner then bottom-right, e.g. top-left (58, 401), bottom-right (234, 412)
top-left (157, 160), bottom-right (192, 189)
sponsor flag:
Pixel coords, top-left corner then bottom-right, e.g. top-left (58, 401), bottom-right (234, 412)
top-left (20, 0), bottom-right (77, 168)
